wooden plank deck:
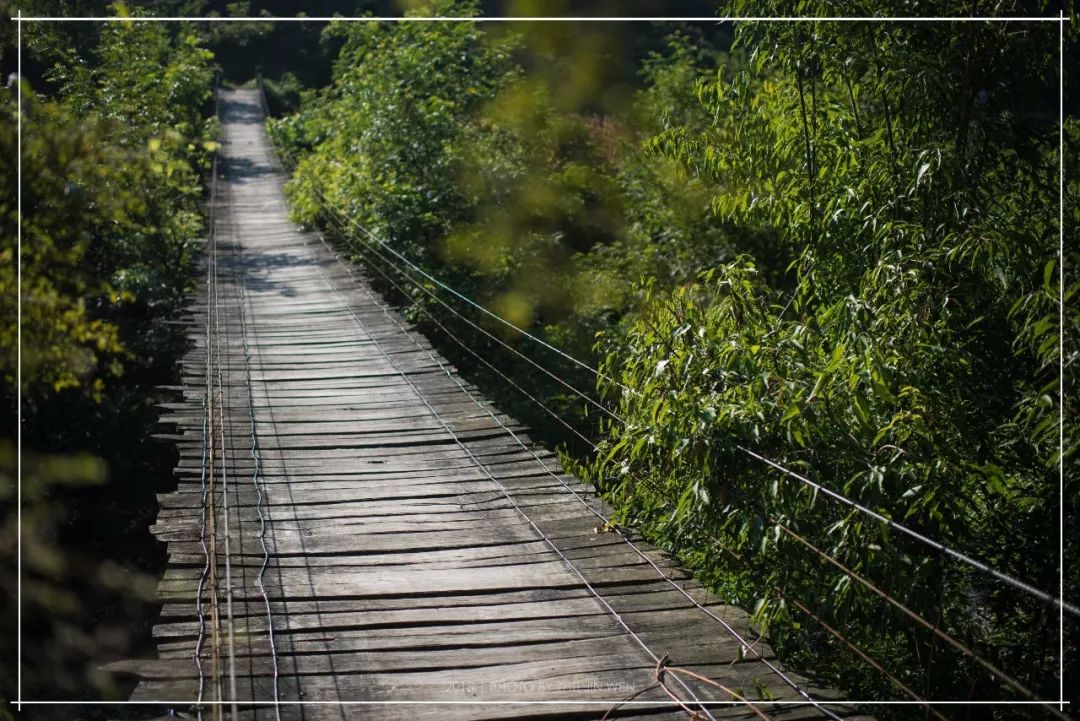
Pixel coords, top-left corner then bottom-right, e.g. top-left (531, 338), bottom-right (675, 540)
top-left (110, 88), bottom-right (868, 721)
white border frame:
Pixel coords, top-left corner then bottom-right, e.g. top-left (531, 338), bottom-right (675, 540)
top-left (11, 8), bottom-right (1071, 715)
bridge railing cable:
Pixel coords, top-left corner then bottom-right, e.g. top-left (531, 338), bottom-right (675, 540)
top-left (194, 72), bottom-right (226, 721)
top-left (772, 586), bottom-right (950, 721)
top-left (232, 206), bottom-right (283, 721)
top-left (208, 122), bottom-right (240, 718)
top-left (193, 73), bottom-right (219, 721)
top-left (771, 523), bottom-right (1057, 708)
top-left (305, 177), bottom-right (1078, 619)
top-left (276, 126), bottom-right (1075, 624)
top-left (337, 253), bottom-right (598, 448)
top-left (738, 446), bottom-right (1079, 617)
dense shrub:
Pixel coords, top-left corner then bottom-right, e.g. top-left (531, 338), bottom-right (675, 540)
top-left (0, 8), bottom-right (215, 704)
top-left (587, 8), bottom-right (1072, 710)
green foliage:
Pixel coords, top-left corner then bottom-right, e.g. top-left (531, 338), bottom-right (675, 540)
top-left (271, 0), bottom-right (520, 248)
top-left (0, 7), bottom-right (215, 704)
top-left (573, 35), bottom-right (791, 333)
top-left (1, 96), bottom-right (127, 398)
top-left (262, 71), bottom-right (304, 116)
top-left (48, 18), bottom-right (216, 304)
top-left (586, 7), bottom-right (1068, 709)
top-left (443, 80), bottom-right (624, 325)
top-left (1, 16), bottom-right (215, 401)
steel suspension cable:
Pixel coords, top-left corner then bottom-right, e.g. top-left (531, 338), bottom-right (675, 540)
top-left (309, 186), bottom-right (1078, 619)
top-left (661, 491), bottom-right (1054, 716)
top-left (207, 195), bottom-right (223, 721)
top-left (712, 529), bottom-right (950, 720)
top-left (205, 86), bottom-right (225, 717)
top-left (773, 587), bottom-right (949, 721)
top-left (773, 523), bottom-right (1066, 714)
top-left (774, 536), bottom-right (1066, 718)
top-left (211, 187), bottom-right (240, 718)
top-left (313, 202), bottom-right (620, 423)
top-left (737, 446), bottom-right (1079, 618)
top-left (361, 259), bottom-right (596, 447)
top-left (231, 204), bottom-right (283, 720)
top-left (193, 134), bottom-right (217, 721)
top-left (207, 78), bottom-right (229, 721)
top-left (315, 210), bottom-right (599, 447)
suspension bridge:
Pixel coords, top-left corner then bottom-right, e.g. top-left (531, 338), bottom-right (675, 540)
top-left (99, 72), bottom-right (1080, 720)
top-left (98, 87), bottom-right (873, 720)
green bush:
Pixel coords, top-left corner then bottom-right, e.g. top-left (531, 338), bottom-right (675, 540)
top-left (584, 8), bottom-right (1070, 709)
top-left (1, 8), bottom-right (215, 703)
